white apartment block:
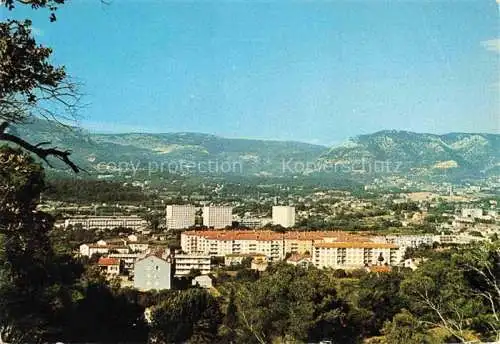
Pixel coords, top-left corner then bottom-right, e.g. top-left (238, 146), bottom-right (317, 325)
top-left (166, 205), bottom-right (196, 230)
top-left (174, 254), bottom-right (211, 276)
top-left (272, 206), bottom-right (296, 228)
top-left (64, 216), bottom-right (147, 231)
top-left (313, 242), bottom-right (402, 269)
top-left (434, 234), bottom-right (488, 245)
top-left (181, 231), bottom-right (286, 261)
top-left (202, 206), bottom-right (233, 228)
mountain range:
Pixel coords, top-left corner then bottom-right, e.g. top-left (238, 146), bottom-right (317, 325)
top-left (6, 118), bottom-right (499, 180)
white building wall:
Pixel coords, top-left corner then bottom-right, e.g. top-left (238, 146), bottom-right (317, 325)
top-left (272, 206), bottom-right (296, 228)
top-left (133, 256), bottom-right (171, 291)
top-left (202, 206), bottom-right (233, 228)
top-left (174, 254), bottom-right (211, 276)
top-left (166, 205), bottom-right (196, 230)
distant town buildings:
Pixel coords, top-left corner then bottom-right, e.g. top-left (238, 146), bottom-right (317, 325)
top-left (79, 239), bottom-right (149, 257)
top-left (272, 206), bottom-right (296, 227)
top-left (383, 234), bottom-right (435, 249)
top-left (64, 215), bottom-right (147, 231)
top-left (166, 205), bottom-right (197, 230)
top-left (202, 206), bottom-right (233, 228)
top-left (461, 208), bottom-right (484, 219)
top-left (239, 217), bottom-right (272, 229)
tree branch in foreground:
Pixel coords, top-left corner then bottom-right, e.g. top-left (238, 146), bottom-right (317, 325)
top-left (0, 121), bottom-right (83, 173)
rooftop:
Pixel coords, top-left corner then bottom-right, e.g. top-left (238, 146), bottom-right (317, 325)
top-left (183, 230), bottom-right (370, 242)
top-left (97, 257), bottom-right (120, 266)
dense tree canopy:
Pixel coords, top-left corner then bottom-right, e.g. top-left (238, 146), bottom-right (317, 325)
top-left (0, 147), bottom-right (148, 343)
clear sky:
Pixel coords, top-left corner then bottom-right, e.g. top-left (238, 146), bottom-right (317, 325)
top-left (4, 0), bottom-right (499, 145)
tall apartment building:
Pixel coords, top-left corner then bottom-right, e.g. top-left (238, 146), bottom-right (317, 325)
top-left (272, 206), bottom-right (296, 228)
top-left (166, 205), bottom-right (196, 230)
top-left (202, 206), bottom-right (233, 229)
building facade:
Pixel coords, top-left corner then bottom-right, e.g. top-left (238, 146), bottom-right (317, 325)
top-left (133, 255), bottom-right (172, 291)
top-left (272, 206), bottom-right (296, 228)
top-left (174, 254), bottom-right (212, 276)
top-left (181, 230), bottom-right (404, 268)
top-left (166, 205), bottom-right (197, 230)
top-left (64, 216), bottom-right (147, 230)
top-left (202, 206), bottom-right (233, 228)
top-left (312, 242), bottom-right (402, 269)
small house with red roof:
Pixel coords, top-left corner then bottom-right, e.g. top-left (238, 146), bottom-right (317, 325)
top-left (286, 253), bottom-right (312, 268)
top-left (97, 257), bottom-right (121, 276)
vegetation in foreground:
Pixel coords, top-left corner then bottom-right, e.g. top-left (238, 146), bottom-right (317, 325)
top-left (1, 146), bottom-right (499, 343)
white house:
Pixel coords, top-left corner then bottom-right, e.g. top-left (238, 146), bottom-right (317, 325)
top-left (133, 255), bottom-right (172, 291)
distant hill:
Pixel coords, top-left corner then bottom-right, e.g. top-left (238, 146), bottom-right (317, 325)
top-left (320, 130), bottom-right (500, 177)
top-left (8, 118), bottom-right (327, 176)
top-left (5, 119), bottom-right (499, 179)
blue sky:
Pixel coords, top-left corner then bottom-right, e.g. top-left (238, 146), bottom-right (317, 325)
top-left (4, 0), bottom-right (499, 145)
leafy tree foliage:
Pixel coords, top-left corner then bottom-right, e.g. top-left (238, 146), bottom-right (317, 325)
top-left (44, 178), bottom-right (148, 203)
top-left (0, 147), bottom-right (148, 343)
top-left (227, 263), bottom-right (361, 343)
top-left (381, 309), bottom-right (432, 344)
top-left (401, 247), bottom-right (499, 342)
top-left (357, 270), bottom-right (408, 337)
top-left (149, 288), bottom-right (223, 344)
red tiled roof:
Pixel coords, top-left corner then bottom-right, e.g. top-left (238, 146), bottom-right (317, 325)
top-left (287, 253), bottom-right (312, 262)
top-left (97, 257), bottom-right (120, 266)
top-left (183, 230), bottom-right (369, 242)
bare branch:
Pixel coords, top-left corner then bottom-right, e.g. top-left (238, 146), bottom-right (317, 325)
top-left (0, 123), bottom-right (83, 173)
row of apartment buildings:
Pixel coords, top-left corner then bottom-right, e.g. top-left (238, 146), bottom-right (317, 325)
top-left (166, 205), bottom-right (297, 230)
top-left (64, 215), bottom-right (148, 231)
top-left (61, 205), bottom-right (297, 232)
top-left (180, 230), bottom-right (406, 269)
